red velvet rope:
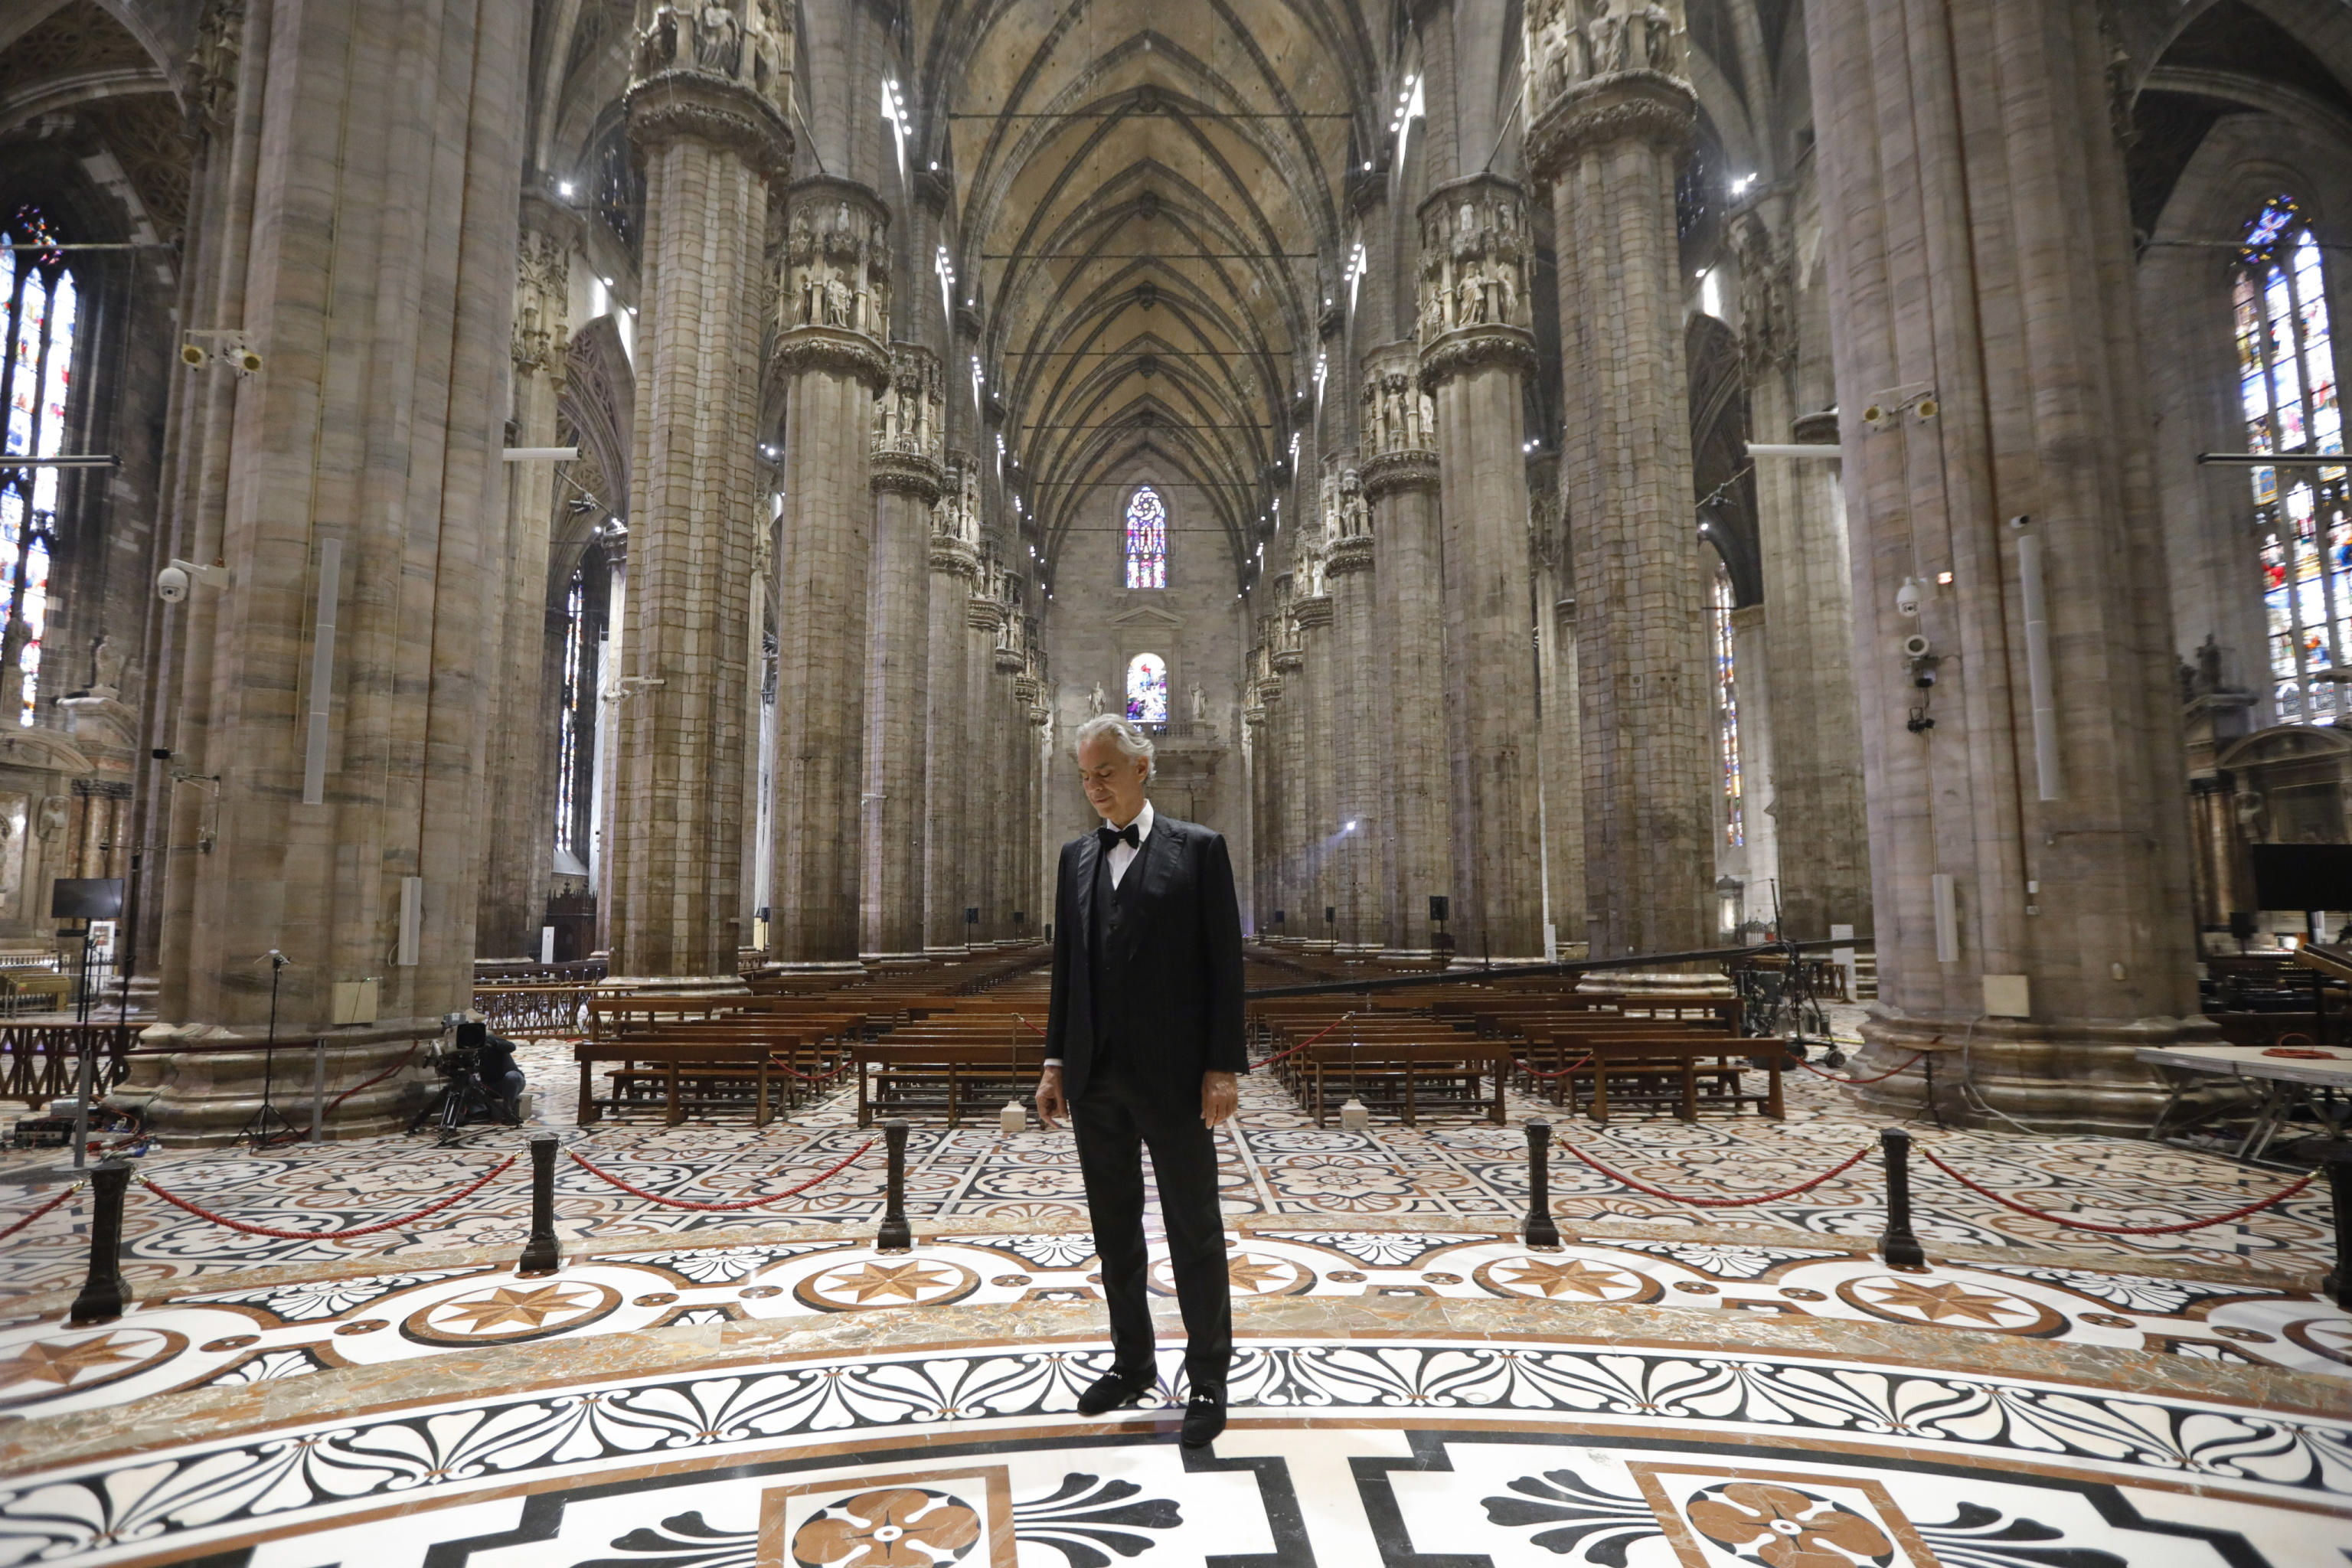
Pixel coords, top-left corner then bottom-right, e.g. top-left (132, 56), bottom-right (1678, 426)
top-left (566, 1138), bottom-right (872, 1210)
top-left (1793, 1050), bottom-right (1926, 1086)
top-left (1560, 1138), bottom-right (1873, 1207)
top-left (1512, 1055), bottom-right (1593, 1080)
top-left (139, 1156), bottom-right (518, 1240)
top-left (1916, 1145), bottom-right (2318, 1234)
top-left (324, 1043), bottom-right (422, 1116)
top-left (1255, 1012), bottom-right (1359, 1070)
top-left (0, 1181), bottom-right (83, 1242)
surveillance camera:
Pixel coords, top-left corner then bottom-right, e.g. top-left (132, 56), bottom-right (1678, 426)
top-left (2008, 513), bottom-right (2031, 531)
top-left (1895, 577), bottom-right (1922, 617)
top-left (155, 564), bottom-right (191, 603)
top-left (1902, 633), bottom-right (1932, 659)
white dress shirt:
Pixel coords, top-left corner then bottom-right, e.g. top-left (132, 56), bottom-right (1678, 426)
top-left (1044, 800), bottom-right (1154, 1068)
top-left (1105, 799), bottom-right (1154, 890)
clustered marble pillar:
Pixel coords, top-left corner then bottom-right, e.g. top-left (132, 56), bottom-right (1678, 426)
top-left (1526, 0), bottom-right (1715, 959)
top-left (1325, 465), bottom-right (1383, 953)
top-left (923, 460), bottom-right (980, 951)
top-left (130, 0), bottom-right (532, 1138)
top-left (769, 180), bottom-right (890, 969)
top-left (861, 346), bottom-right (943, 961)
top-left (1361, 343), bottom-right (1449, 956)
top-left (478, 198), bottom-right (580, 962)
top-left (1292, 575), bottom-right (1336, 947)
top-left (1808, 0), bottom-right (2203, 1129)
top-left (606, 6), bottom-right (794, 984)
top-left (1417, 178), bottom-right (1544, 959)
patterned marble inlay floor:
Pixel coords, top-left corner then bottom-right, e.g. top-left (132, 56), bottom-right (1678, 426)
top-left (3, 1227), bottom-right (2348, 1423)
top-left (0, 1040), bottom-right (2334, 1297)
top-left (2, 1322), bottom-right (2344, 1566)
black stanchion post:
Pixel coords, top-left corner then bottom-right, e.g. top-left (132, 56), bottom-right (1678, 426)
top-left (877, 1119), bottom-right (911, 1251)
top-left (1878, 1126), bottom-right (1926, 1269)
top-left (2322, 1145), bottom-right (2352, 1311)
top-left (1523, 1119), bottom-right (1560, 1248)
top-left (69, 1158), bottom-right (133, 1325)
top-left (518, 1132), bottom-right (561, 1276)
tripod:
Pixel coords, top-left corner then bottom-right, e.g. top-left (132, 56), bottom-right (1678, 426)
top-left (237, 951), bottom-right (301, 1150)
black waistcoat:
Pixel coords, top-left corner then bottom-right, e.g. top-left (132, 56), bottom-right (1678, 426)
top-left (1088, 840), bottom-right (1132, 1054)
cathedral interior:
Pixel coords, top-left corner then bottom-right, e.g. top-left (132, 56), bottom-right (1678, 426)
top-left (2, 1), bottom-right (2352, 1563)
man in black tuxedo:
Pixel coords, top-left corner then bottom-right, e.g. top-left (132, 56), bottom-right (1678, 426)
top-left (1037, 714), bottom-right (1246, 1449)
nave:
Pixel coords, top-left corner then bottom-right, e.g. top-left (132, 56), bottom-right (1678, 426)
top-left (4, 956), bottom-right (2346, 1566)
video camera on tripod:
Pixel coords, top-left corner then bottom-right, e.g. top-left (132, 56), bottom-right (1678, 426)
top-left (410, 1011), bottom-right (524, 1143)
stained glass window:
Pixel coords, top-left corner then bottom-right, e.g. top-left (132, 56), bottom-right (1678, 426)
top-left (2239, 195), bottom-right (2348, 724)
top-left (1711, 561), bottom-right (1743, 848)
top-left (1125, 652), bottom-right (1168, 725)
top-left (1124, 485), bottom-right (1166, 589)
top-left (0, 207), bottom-right (71, 728)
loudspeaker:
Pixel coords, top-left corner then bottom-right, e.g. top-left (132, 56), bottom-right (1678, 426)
top-left (51, 878), bottom-right (124, 921)
top-left (1428, 895), bottom-right (1449, 925)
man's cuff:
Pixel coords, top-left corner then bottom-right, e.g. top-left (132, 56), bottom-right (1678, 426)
top-left (1042, 1058), bottom-right (1063, 1068)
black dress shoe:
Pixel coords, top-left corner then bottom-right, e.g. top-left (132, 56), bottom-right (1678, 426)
top-left (1179, 1390), bottom-right (1226, 1449)
top-left (1076, 1368), bottom-right (1154, 1416)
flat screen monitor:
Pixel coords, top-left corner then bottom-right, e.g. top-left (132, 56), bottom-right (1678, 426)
top-left (2249, 843), bottom-right (2352, 913)
top-left (50, 878), bottom-right (124, 920)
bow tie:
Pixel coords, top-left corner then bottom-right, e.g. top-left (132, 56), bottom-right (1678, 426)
top-left (1097, 822), bottom-right (1140, 853)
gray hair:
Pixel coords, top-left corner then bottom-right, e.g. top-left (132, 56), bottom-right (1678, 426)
top-left (1073, 713), bottom-right (1155, 778)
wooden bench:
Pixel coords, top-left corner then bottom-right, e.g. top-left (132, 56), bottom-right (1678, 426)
top-left (853, 1040), bottom-right (1045, 1125)
top-left (573, 1038), bottom-right (792, 1125)
top-left (1578, 1034), bottom-right (1781, 1122)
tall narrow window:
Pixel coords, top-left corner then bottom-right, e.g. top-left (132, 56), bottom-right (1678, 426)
top-left (0, 207), bottom-right (72, 727)
top-left (551, 549), bottom-right (605, 866)
top-left (1711, 561), bottom-right (1743, 848)
top-left (1124, 485), bottom-right (1166, 589)
top-left (1125, 652), bottom-right (1169, 725)
top-left (2239, 194), bottom-right (2347, 724)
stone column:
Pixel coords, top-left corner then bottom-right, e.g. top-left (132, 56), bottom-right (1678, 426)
top-left (606, 4), bottom-right (794, 984)
top-left (1728, 602), bottom-right (1780, 926)
top-left (1293, 583), bottom-right (1336, 946)
top-left (1362, 342), bottom-right (1449, 955)
top-left (478, 197), bottom-right (579, 960)
top-left (1326, 465), bottom-right (1383, 952)
top-left (861, 346), bottom-right (943, 960)
top-left (769, 178), bottom-right (891, 968)
top-left (1531, 483), bottom-right (1587, 957)
top-left (1526, 0), bottom-right (1713, 959)
top-left (964, 586), bottom-right (1005, 941)
top-left (1756, 407), bottom-right (1869, 939)
top-left (1808, 0), bottom-right (2203, 1129)
top-left (1269, 629), bottom-right (1303, 939)
top-left (132, 0), bottom-right (531, 1140)
top-left (924, 458), bottom-right (979, 949)
top-left (1417, 178), bottom-right (1544, 959)
top-left (1242, 692), bottom-right (1269, 933)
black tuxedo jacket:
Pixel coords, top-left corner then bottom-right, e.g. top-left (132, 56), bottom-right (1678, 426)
top-left (1045, 810), bottom-right (1247, 1105)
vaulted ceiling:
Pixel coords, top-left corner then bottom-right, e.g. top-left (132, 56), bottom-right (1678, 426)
top-left (915, 0), bottom-right (1385, 587)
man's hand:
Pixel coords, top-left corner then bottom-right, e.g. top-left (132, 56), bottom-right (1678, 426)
top-left (1035, 1064), bottom-right (1067, 1129)
top-left (1201, 1070), bottom-right (1239, 1129)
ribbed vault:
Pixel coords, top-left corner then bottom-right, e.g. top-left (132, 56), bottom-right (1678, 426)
top-left (918, 0), bottom-right (1380, 588)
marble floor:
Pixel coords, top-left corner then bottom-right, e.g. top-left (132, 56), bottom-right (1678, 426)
top-left (2, 1037), bottom-right (2346, 1565)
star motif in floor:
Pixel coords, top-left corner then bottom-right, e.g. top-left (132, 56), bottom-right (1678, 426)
top-left (1495, 1258), bottom-right (1635, 1299)
top-left (820, 1261), bottom-right (959, 1304)
top-left (428, 1285), bottom-right (603, 1333)
top-left (1861, 1279), bottom-right (2034, 1325)
top-left (1, 1331), bottom-right (152, 1388)
top-left (1226, 1255), bottom-right (1298, 1293)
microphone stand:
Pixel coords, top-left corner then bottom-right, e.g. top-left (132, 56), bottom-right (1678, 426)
top-left (237, 950), bottom-right (300, 1150)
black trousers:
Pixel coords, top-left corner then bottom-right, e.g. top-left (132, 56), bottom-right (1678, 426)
top-left (1070, 1058), bottom-right (1231, 1393)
